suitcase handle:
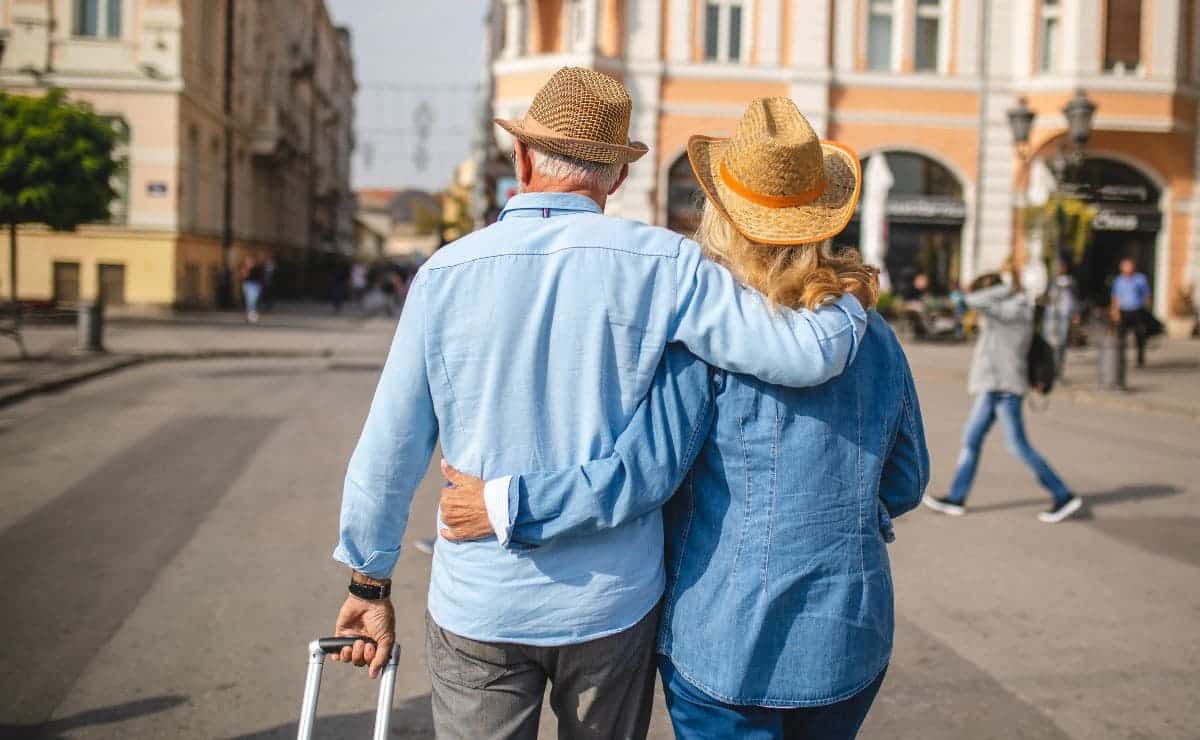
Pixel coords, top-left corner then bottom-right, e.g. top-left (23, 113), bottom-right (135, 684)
top-left (315, 636), bottom-right (376, 654)
top-left (298, 637), bottom-right (400, 740)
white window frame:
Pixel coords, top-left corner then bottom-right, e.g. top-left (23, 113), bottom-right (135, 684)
top-left (865, 0), bottom-right (901, 72)
top-left (73, 0), bottom-right (122, 40)
top-left (913, 0), bottom-right (949, 74)
top-left (702, 0), bottom-right (752, 64)
top-left (1037, 0), bottom-right (1062, 74)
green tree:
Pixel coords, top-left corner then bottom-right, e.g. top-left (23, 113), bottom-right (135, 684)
top-left (0, 89), bottom-right (120, 355)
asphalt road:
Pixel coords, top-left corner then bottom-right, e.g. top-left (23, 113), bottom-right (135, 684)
top-left (0, 318), bottom-right (1196, 739)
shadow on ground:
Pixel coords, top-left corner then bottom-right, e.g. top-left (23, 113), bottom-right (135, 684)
top-left (227, 693), bottom-right (433, 739)
top-left (969, 484), bottom-right (1181, 514)
top-left (0, 695), bottom-right (188, 739)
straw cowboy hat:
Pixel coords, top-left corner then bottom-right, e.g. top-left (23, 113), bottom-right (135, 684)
top-left (495, 67), bottom-right (649, 165)
top-left (688, 97), bottom-right (862, 245)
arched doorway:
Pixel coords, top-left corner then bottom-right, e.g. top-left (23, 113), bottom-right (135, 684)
top-left (665, 152), bottom-right (705, 235)
top-left (1053, 156), bottom-right (1162, 309)
top-left (835, 151), bottom-right (967, 298)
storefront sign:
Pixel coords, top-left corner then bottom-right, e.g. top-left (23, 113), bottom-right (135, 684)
top-left (886, 197), bottom-right (967, 222)
top-left (1092, 210), bottom-right (1139, 232)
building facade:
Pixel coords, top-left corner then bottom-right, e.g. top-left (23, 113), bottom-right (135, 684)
top-left (492, 0), bottom-right (1200, 314)
top-left (0, 0), bottom-right (357, 308)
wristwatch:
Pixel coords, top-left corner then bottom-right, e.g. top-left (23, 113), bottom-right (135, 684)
top-left (348, 579), bottom-right (391, 600)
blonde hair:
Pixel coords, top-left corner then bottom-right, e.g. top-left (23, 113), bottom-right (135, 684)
top-left (694, 202), bottom-right (879, 312)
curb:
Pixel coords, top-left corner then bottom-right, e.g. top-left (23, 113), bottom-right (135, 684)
top-left (0, 348), bottom-right (334, 409)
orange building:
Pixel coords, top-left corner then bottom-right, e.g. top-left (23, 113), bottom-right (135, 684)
top-left (492, 0), bottom-right (1200, 315)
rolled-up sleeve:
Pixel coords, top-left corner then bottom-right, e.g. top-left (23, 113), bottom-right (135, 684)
top-left (333, 273), bottom-right (439, 578)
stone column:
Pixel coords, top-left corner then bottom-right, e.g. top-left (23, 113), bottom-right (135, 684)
top-left (666, 0), bottom-right (692, 62)
top-left (789, 0), bottom-right (831, 136)
top-left (608, 0), bottom-right (662, 224)
top-left (502, 0), bottom-right (527, 59)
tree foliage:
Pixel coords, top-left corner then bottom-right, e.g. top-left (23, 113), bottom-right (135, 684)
top-left (0, 89), bottom-right (120, 230)
top-left (1022, 195), bottom-right (1098, 266)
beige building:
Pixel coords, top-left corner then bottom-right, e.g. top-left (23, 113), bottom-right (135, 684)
top-left (0, 0), bottom-right (356, 308)
top-left (492, 0), bottom-right (1200, 316)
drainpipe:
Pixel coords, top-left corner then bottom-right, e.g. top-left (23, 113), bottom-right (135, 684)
top-left (221, 0), bottom-right (236, 308)
top-left (970, 0), bottom-right (991, 283)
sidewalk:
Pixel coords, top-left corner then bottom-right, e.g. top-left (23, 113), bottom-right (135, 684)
top-left (0, 303), bottom-right (393, 407)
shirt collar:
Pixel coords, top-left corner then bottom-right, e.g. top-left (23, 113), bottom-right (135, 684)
top-left (499, 192), bottom-right (604, 220)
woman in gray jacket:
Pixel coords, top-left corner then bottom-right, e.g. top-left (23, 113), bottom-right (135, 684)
top-left (924, 268), bottom-right (1082, 523)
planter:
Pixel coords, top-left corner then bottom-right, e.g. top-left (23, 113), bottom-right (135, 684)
top-left (1166, 316), bottom-right (1198, 339)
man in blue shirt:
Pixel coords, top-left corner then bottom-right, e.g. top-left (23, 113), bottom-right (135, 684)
top-left (1111, 257), bottom-right (1152, 367)
top-left (326, 68), bottom-right (867, 739)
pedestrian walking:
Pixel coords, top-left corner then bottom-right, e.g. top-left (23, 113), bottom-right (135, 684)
top-left (1045, 258), bottom-right (1079, 377)
top-left (239, 256), bottom-right (263, 324)
top-left (326, 69), bottom-right (869, 740)
top-left (438, 98), bottom-right (925, 740)
top-left (924, 265), bottom-right (1082, 523)
top-left (1110, 257), bottom-right (1152, 368)
top-left (350, 262), bottom-right (368, 306)
top-left (261, 256), bottom-right (277, 312)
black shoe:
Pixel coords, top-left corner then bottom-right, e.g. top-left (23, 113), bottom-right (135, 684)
top-left (922, 495), bottom-right (965, 517)
top-left (1038, 496), bottom-right (1083, 523)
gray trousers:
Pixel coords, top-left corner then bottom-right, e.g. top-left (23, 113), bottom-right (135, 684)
top-left (425, 604), bottom-right (661, 740)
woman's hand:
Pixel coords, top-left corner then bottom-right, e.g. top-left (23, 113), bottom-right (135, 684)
top-left (439, 460), bottom-right (495, 542)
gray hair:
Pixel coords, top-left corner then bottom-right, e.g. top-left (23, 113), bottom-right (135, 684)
top-left (528, 146), bottom-right (623, 193)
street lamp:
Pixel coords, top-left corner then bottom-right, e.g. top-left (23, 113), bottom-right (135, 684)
top-left (1006, 88), bottom-right (1096, 184)
top-left (1063, 89), bottom-right (1097, 153)
top-left (1006, 97), bottom-right (1035, 157)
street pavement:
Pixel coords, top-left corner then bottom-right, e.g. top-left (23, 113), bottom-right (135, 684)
top-left (0, 316), bottom-right (1196, 739)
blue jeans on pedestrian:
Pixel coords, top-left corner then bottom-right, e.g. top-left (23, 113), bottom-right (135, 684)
top-left (242, 281), bottom-right (262, 316)
top-left (948, 392), bottom-right (1071, 505)
top-left (659, 657), bottom-right (886, 740)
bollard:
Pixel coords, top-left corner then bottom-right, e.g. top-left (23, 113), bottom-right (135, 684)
top-left (1096, 330), bottom-right (1125, 390)
top-left (77, 301), bottom-right (105, 353)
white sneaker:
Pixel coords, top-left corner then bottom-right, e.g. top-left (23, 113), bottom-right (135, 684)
top-left (923, 495), bottom-right (966, 516)
top-left (1038, 496), bottom-right (1083, 523)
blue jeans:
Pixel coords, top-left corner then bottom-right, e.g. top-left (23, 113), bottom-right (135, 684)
top-left (241, 281), bottom-right (262, 315)
top-left (948, 392), bottom-right (1071, 505)
top-left (659, 657), bottom-right (886, 740)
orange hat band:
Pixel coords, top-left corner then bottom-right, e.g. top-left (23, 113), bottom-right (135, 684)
top-left (719, 161), bottom-right (826, 208)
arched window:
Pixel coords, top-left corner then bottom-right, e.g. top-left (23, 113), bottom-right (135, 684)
top-left (666, 153), bottom-right (704, 235)
top-left (839, 151), bottom-right (966, 297)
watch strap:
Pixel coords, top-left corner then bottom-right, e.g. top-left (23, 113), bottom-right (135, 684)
top-left (348, 580), bottom-right (391, 600)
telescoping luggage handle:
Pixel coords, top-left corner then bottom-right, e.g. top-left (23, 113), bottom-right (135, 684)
top-left (297, 637), bottom-right (401, 740)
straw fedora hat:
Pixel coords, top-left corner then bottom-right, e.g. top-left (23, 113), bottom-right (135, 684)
top-left (688, 97), bottom-right (862, 245)
top-left (495, 67), bottom-right (648, 165)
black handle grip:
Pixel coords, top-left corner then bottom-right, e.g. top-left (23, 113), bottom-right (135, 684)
top-left (317, 636), bottom-right (376, 654)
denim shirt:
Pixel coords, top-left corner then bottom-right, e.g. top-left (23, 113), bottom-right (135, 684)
top-left (334, 192), bottom-right (868, 646)
top-left (504, 314), bottom-right (929, 703)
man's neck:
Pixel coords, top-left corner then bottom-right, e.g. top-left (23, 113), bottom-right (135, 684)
top-left (522, 179), bottom-right (607, 210)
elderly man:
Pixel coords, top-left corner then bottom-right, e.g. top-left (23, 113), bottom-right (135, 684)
top-left (329, 67), bottom-right (867, 739)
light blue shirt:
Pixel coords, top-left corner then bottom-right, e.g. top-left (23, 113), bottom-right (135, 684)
top-left (1112, 272), bottom-right (1150, 311)
top-left (334, 192), bottom-right (867, 646)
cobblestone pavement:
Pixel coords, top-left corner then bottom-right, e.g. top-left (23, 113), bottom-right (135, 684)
top-left (0, 318), bottom-right (1195, 738)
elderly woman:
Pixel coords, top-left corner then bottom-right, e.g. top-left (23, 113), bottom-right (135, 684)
top-left (442, 98), bottom-right (929, 739)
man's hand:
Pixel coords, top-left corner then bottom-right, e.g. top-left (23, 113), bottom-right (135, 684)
top-left (439, 460), bottom-right (494, 542)
top-left (332, 590), bottom-right (395, 679)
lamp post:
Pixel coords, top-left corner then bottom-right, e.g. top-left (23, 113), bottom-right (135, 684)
top-left (1007, 89), bottom-right (1096, 183)
top-left (1006, 89), bottom-right (1123, 388)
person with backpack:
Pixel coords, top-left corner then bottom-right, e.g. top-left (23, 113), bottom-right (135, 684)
top-left (924, 263), bottom-right (1082, 523)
